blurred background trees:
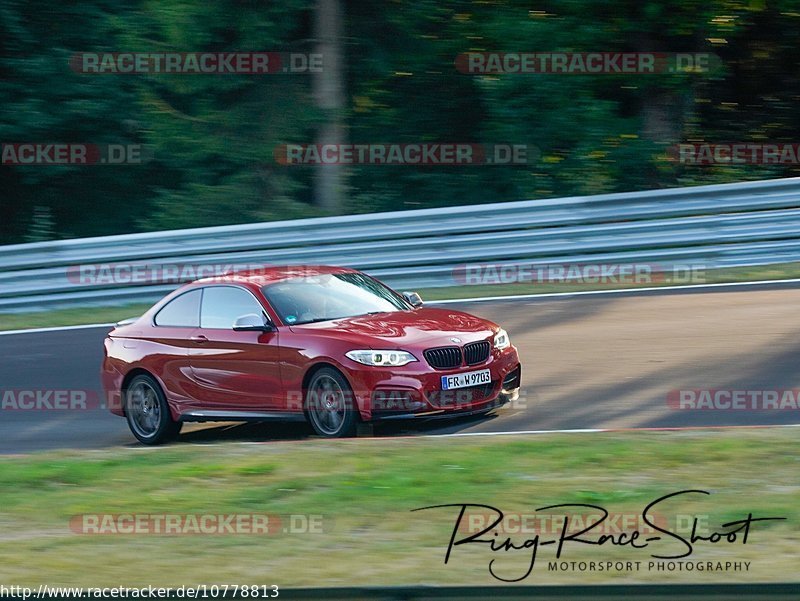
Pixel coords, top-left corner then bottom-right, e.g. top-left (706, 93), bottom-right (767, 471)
top-left (2, 0), bottom-right (800, 244)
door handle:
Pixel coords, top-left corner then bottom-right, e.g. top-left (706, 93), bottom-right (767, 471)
top-left (190, 335), bottom-right (208, 343)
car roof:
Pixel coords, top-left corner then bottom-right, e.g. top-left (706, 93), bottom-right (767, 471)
top-left (193, 264), bottom-right (358, 288)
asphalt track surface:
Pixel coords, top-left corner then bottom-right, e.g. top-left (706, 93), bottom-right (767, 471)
top-left (1, 282), bottom-right (799, 454)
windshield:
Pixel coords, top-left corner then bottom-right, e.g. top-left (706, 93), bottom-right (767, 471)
top-left (262, 272), bottom-right (410, 325)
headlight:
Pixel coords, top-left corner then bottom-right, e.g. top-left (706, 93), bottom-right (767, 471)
top-left (494, 328), bottom-right (510, 350)
top-left (345, 350), bottom-right (418, 367)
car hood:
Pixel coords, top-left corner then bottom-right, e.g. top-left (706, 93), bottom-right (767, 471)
top-left (289, 307), bottom-right (497, 347)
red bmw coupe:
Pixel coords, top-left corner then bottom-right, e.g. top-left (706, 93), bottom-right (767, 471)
top-left (102, 266), bottom-right (521, 444)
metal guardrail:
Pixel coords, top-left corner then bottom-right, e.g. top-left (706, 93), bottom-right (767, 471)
top-left (2, 177), bottom-right (800, 311)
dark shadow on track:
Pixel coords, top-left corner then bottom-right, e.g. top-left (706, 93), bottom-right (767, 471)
top-left (172, 410), bottom-right (503, 446)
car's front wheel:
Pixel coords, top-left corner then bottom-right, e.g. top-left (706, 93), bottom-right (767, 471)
top-left (305, 367), bottom-right (358, 437)
top-left (124, 374), bottom-right (182, 445)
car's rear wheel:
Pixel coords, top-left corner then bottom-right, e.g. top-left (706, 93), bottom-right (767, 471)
top-left (305, 367), bottom-right (358, 437)
top-left (124, 374), bottom-right (181, 445)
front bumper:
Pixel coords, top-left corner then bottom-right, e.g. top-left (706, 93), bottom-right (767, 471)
top-left (371, 390), bottom-right (517, 421)
top-left (341, 346), bottom-right (521, 422)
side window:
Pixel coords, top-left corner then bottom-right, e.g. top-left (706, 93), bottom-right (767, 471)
top-left (201, 286), bottom-right (264, 329)
top-left (153, 289), bottom-right (201, 327)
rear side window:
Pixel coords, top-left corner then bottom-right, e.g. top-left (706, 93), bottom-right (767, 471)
top-left (153, 289), bottom-right (201, 327)
top-left (200, 286), bottom-right (264, 329)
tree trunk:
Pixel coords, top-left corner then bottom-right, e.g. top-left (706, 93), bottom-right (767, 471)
top-left (312, 0), bottom-right (345, 212)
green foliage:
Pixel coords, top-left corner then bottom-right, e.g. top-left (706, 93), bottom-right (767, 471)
top-left (2, 0), bottom-right (800, 242)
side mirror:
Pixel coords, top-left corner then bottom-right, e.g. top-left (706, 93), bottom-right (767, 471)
top-left (233, 313), bottom-right (274, 332)
top-left (403, 291), bottom-right (423, 308)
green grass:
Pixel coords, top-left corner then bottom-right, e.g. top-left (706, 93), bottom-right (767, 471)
top-left (0, 303), bottom-right (152, 332)
top-left (2, 262), bottom-right (800, 331)
top-left (418, 261), bottom-right (800, 301)
top-left (0, 429), bottom-right (796, 586)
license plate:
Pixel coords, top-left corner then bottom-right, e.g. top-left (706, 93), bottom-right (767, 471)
top-left (441, 369), bottom-right (491, 390)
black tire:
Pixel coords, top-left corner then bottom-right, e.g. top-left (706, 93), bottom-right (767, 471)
top-left (305, 367), bottom-right (359, 437)
top-left (124, 373), bottom-right (182, 445)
